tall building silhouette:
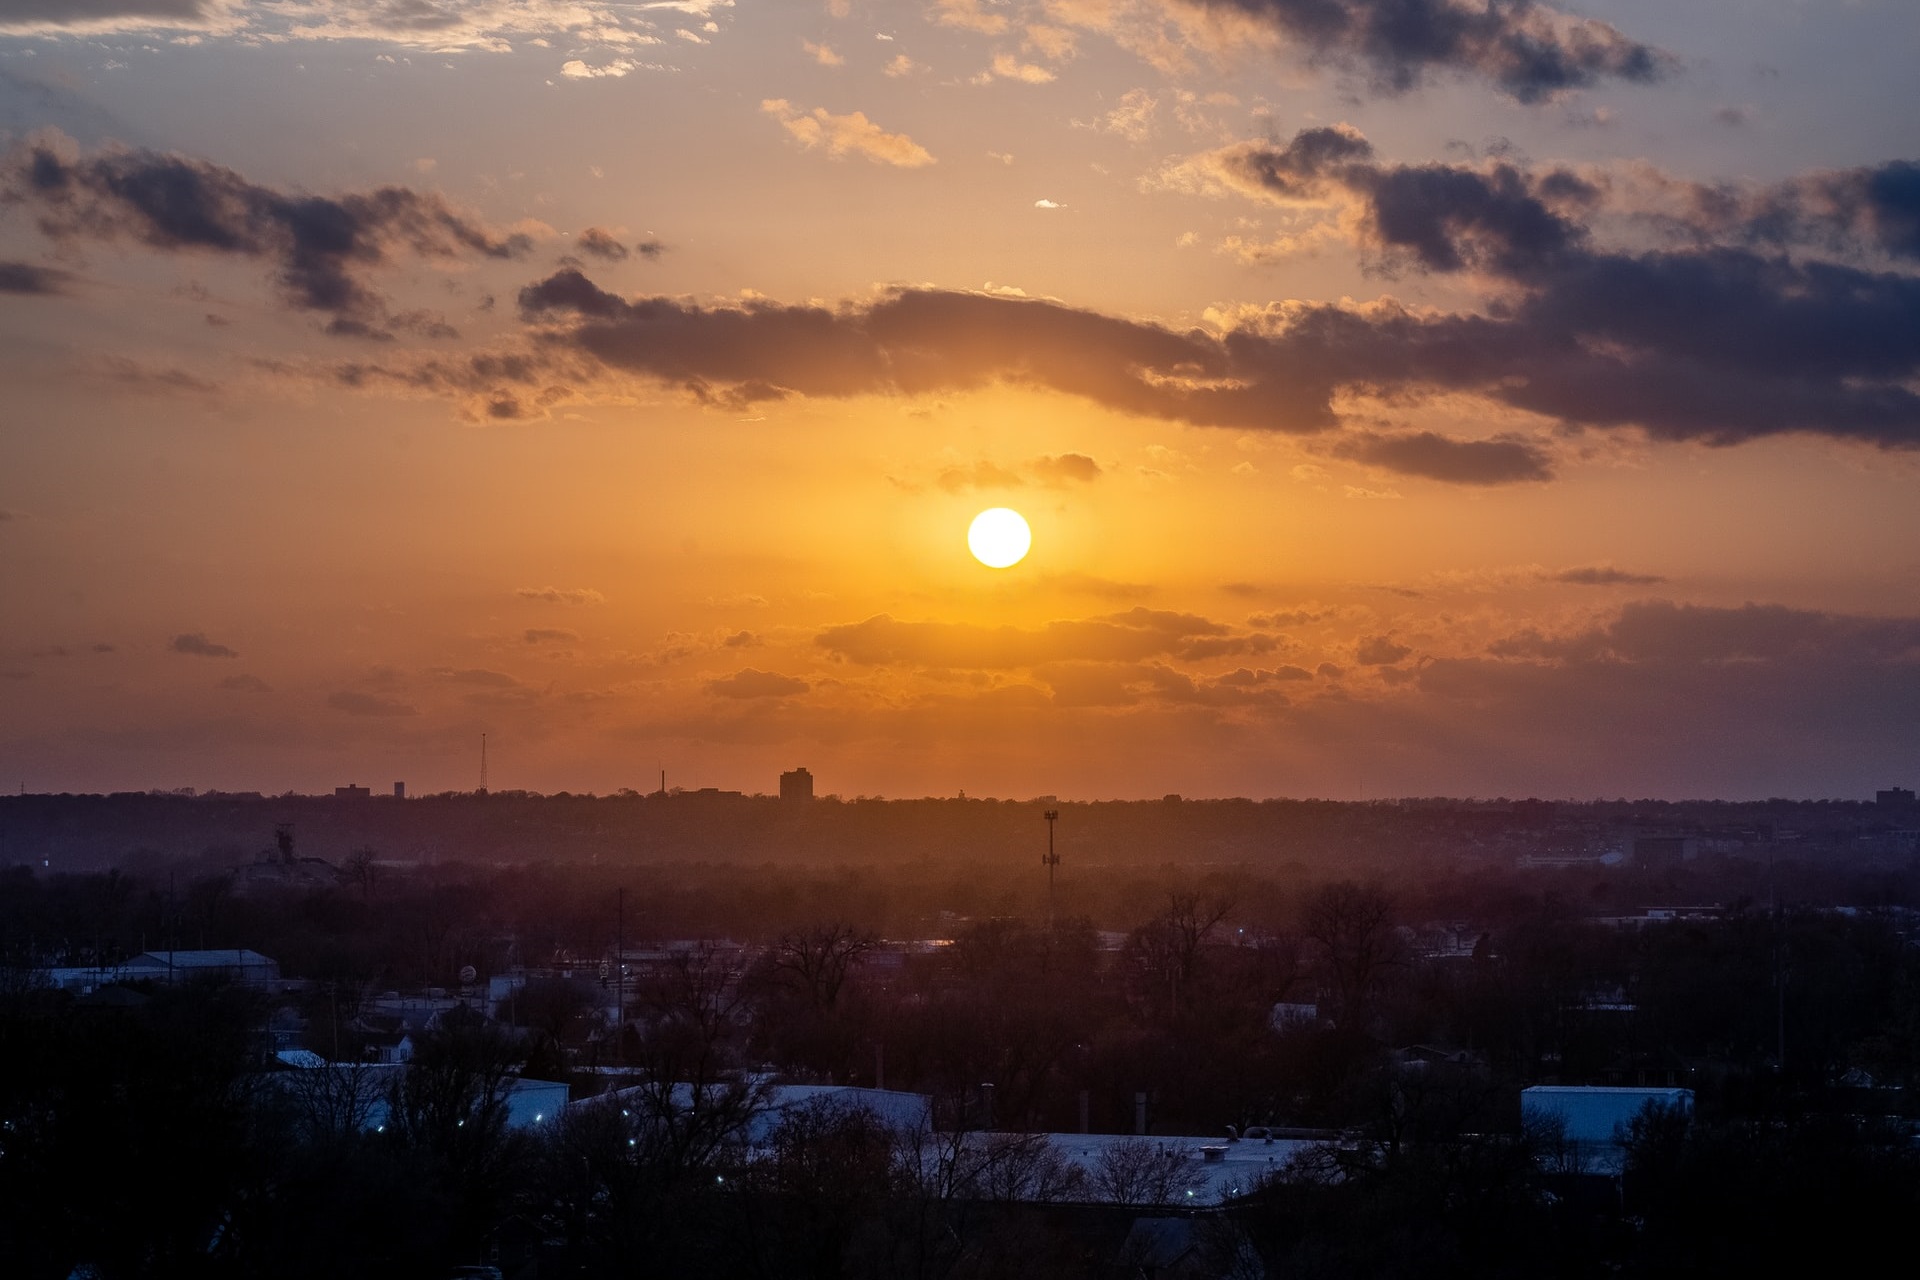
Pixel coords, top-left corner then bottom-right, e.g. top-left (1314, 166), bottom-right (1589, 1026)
top-left (780, 767), bottom-right (814, 802)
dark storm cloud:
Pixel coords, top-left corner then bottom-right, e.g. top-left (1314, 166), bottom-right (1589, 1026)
top-left (0, 259), bottom-right (70, 294)
top-left (170, 632), bottom-right (238, 658)
top-left (1334, 430), bottom-right (1553, 484)
top-left (1175, 0), bottom-right (1671, 102)
top-left (706, 669), bottom-right (810, 699)
top-left (1, 137), bottom-right (532, 337)
top-left (815, 608), bottom-right (1230, 669)
top-left (1552, 565), bottom-right (1664, 586)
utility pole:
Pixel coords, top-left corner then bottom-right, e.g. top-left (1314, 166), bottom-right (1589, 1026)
top-left (1043, 809), bottom-right (1060, 930)
top-left (1770, 849), bottom-right (1786, 1074)
top-left (615, 886), bottom-right (625, 1030)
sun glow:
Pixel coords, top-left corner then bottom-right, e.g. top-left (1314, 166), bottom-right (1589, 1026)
top-left (967, 507), bottom-right (1031, 568)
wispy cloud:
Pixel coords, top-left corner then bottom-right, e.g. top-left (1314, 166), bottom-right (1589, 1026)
top-left (761, 99), bottom-right (935, 167)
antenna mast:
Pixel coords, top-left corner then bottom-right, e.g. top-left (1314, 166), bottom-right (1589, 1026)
top-left (479, 733), bottom-right (489, 796)
top-left (1043, 808), bottom-right (1060, 930)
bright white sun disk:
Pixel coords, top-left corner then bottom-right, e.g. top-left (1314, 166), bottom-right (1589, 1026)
top-left (968, 508), bottom-right (1031, 568)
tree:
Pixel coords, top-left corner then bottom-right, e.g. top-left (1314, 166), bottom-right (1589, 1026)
top-left (1303, 881), bottom-right (1403, 1028)
top-left (1091, 1138), bottom-right (1206, 1206)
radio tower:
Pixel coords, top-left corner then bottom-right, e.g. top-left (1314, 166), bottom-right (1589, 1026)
top-left (1043, 808), bottom-right (1060, 930)
top-left (479, 733), bottom-right (489, 796)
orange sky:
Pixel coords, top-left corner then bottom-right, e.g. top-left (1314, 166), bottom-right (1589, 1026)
top-left (2, 1), bottom-right (1919, 799)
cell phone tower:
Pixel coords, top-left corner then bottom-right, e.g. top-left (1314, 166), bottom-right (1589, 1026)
top-left (1043, 808), bottom-right (1060, 930)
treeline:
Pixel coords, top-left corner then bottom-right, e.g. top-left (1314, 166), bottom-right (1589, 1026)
top-left (6, 788), bottom-right (1915, 874)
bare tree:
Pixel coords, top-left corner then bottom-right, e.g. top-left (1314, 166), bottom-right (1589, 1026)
top-left (284, 1061), bottom-right (386, 1141)
top-left (1303, 881), bottom-right (1404, 1027)
top-left (1091, 1138), bottom-right (1207, 1206)
top-left (770, 922), bottom-right (875, 1012)
top-left (1125, 890), bottom-right (1236, 1019)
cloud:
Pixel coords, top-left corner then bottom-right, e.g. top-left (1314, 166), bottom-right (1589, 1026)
top-left (326, 690), bottom-right (416, 716)
top-left (1092, 88), bottom-right (1158, 141)
top-left (0, 0), bottom-right (239, 36)
top-left (986, 52), bottom-right (1055, 83)
top-left (171, 632), bottom-right (238, 658)
top-left (933, 0), bottom-right (1008, 34)
top-left (723, 630), bottom-right (760, 647)
top-left (516, 585), bottom-right (606, 605)
top-left (1248, 608), bottom-right (1325, 627)
top-left (816, 608), bottom-right (1229, 669)
top-left (524, 627), bottom-right (579, 643)
top-left (1334, 430), bottom-right (1553, 484)
top-left (95, 356), bottom-right (223, 397)
top-left (1176, 633), bottom-right (1280, 660)
top-left (1035, 662), bottom-right (1142, 708)
top-left (1355, 635), bottom-right (1411, 665)
top-left (1552, 565), bottom-right (1665, 586)
top-left (2, 135), bottom-right (534, 338)
top-left (0, 1), bottom-right (693, 53)
top-left (305, 346), bottom-right (586, 423)
top-left (494, 128), bottom-right (1920, 459)
top-left (560, 59), bottom-right (657, 80)
top-left (573, 227), bottom-right (630, 261)
top-left (706, 668), bottom-right (810, 698)
top-left (217, 673), bottom-right (271, 693)
top-left (1489, 600), bottom-right (1920, 666)
top-left (0, 259), bottom-right (71, 295)
top-left (1646, 159), bottom-right (1920, 265)
top-left (936, 460), bottom-right (1026, 493)
top-left (802, 39), bottom-right (843, 66)
top-left (760, 100), bottom-right (935, 167)
top-left (433, 667), bottom-right (521, 688)
top-left (1162, 0), bottom-right (1672, 103)
top-left (1029, 452), bottom-right (1102, 485)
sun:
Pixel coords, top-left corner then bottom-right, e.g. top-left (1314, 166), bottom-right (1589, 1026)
top-left (968, 508), bottom-right (1032, 569)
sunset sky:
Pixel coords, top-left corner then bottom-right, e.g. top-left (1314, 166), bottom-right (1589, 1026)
top-left (2, 1), bottom-right (1917, 801)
